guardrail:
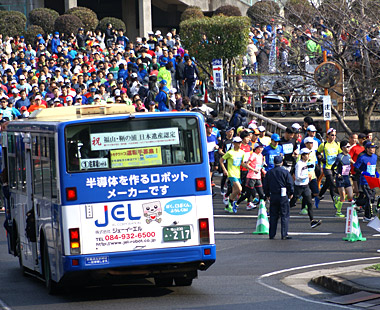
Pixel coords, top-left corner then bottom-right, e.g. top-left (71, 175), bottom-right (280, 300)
top-left (223, 101), bottom-right (287, 136)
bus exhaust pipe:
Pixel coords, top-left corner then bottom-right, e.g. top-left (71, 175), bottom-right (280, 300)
top-left (199, 262), bottom-right (206, 270)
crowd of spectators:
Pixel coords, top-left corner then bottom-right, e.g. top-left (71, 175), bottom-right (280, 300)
top-left (244, 18), bottom-right (380, 74)
top-left (0, 23), bottom-right (204, 120)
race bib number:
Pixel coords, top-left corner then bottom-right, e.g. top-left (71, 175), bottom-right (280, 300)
top-left (282, 143), bottom-right (293, 155)
top-left (342, 165), bottom-right (350, 176)
top-left (327, 155), bottom-right (337, 165)
top-left (256, 164), bottom-right (262, 170)
top-left (367, 164), bottom-right (376, 176)
top-left (233, 156), bottom-right (243, 166)
top-left (269, 154), bottom-right (275, 165)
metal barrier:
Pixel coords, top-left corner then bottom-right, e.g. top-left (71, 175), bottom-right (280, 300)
top-left (223, 101), bottom-right (287, 136)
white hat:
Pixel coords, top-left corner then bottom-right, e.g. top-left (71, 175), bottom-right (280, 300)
top-left (300, 148), bottom-right (312, 155)
top-left (233, 137), bottom-right (242, 143)
top-left (10, 80), bottom-right (17, 84)
top-left (114, 89), bottom-right (121, 96)
top-left (94, 94), bottom-right (101, 99)
top-left (248, 123), bottom-right (257, 130)
top-left (131, 72), bottom-right (138, 78)
top-left (66, 96), bottom-right (73, 101)
top-left (19, 74), bottom-right (25, 80)
top-left (147, 31), bottom-right (154, 35)
top-left (35, 95), bottom-right (42, 100)
top-left (169, 88), bottom-right (177, 94)
top-left (12, 88), bottom-right (19, 94)
top-left (155, 30), bottom-right (161, 35)
top-left (55, 67), bottom-right (61, 72)
top-left (306, 125), bottom-right (317, 132)
top-left (292, 123), bottom-right (302, 129)
top-left (40, 76), bottom-right (47, 81)
top-left (46, 73), bottom-right (52, 78)
top-left (327, 128), bottom-right (336, 135)
top-left (166, 32), bottom-right (172, 37)
top-left (57, 76), bottom-right (64, 83)
top-left (256, 35), bottom-right (263, 39)
top-left (31, 83), bottom-right (38, 88)
top-left (258, 125), bottom-right (266, 132)
top-left (249, 32), bottom-right (254, 37)
top-left (304, 137), bottom-right (314, 144)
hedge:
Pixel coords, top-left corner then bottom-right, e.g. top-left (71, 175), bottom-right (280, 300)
top-left (66, 6), bottom-right (99, 32)
top-left (29, 8), bottom-right (59, 34)
top-left (181, 6), bottom-right (204, 22)
top-left (0, 11), bottom-right (26, 38)
top-left (214, 5), bottom-right (242, 17)
top-left (24, 25), bottom-right (45, 46)
top-left (98, 17), bottom-right (126, 33)
top-left (54, 14), bottom-right (84, 37)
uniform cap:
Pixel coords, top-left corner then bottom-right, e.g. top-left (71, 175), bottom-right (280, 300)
top-left (274, 156), bottom-right (283, 165)
top-left (258, 125), bottom-right (266, 132)
top-left (304, 137), bottom-right (314, 144)
top-left (233, 137), bottom-right (242, 143)
top-left (307, 125), bottom-right (317, 132)
top-left (271, 133), bottom-right (280, 142)
top-left (300, 148), bottom-right (311, 155)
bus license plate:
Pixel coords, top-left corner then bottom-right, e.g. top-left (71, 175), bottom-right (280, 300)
top-left (163, 225), bottom-right (191, 242)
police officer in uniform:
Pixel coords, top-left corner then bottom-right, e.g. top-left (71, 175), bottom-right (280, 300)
top-left (263, 156), bottom-right (294, 240)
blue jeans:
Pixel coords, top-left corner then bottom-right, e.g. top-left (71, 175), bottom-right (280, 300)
top-left (186, 80), bottom-right (196, 98)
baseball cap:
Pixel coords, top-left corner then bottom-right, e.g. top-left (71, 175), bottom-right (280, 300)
top-left (365, 141), bottom-right (377, 148)
top-left (131, 73), bottom-right (138, 78)
top-left (117, 78), bottom-right (124, 84)
top-left (53, 98), bottom-right (61, 102)
top-left (169, 88), bottom-right (177, 94)
top-left (358, 133), bottom-right (367, 140)
top-left (155, 30), bottom-right (161, 35)
top-left (300, 148), bottom-right (312, 155)
top-left (253, 128), bottom-right (260, 135)
top-left (340, 140), bottom-right (349, 148)
top-left (66, 96), bottom-right (73, 101)
top-left (304, 137), bottom-right (314, 144)
top-left (159, 79), bottom-right (167, 85)
top-left (205, 123), bottom-right (214, 128)
top-left (292, 123), bottom-right (302, 130)
top-left (306, 125), bottom-right (317, 132)
top-left (90, 87), bottom-right (96, 92)
top-left (114, 89), bottom-right (121, 96)
top-left (327, 128), bottom-right (336, 135)
top-left (271, 133), bottom-right (280, 142)
top-left (248, 123), bottom-right (257, 130)
top-left (233, 137), bottom-right (242, 143)
top-left (258, 126), bottom-right (266, 132)
top-left (35, 95), bottom-right (42, 100)
top-left (254, 142), bottom-right (264, 149)
top-left (274, 156), bottom-right (283, 165)
top-left (94, 94), bottom-right (101, 100)
top-left (20, 106), bottom-right (27, 111)
top-left (19, 74), bottom-right (25, 80)
top-left (225, 126), bottom-right (235, 133)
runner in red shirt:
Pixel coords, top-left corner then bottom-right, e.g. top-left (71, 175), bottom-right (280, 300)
top-left (349, 133), bottom-right (366, 196)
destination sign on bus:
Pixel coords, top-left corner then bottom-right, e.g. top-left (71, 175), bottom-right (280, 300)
top-left (110, 147), bottom-right (162, 168)
top-left (90, 128), bottom-right (179, 151)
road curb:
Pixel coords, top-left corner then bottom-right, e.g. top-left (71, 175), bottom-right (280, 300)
top-left (311, 271), bottom-right (380, 295)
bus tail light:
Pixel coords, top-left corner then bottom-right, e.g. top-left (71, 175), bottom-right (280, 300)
top-left (66, 187), bottom-right (77, 201)
top-left (196, 177), bottom-right (207, 191)
top-left (199, 218), bottom-right (210, 244)
top-left (69, 228), bottom-right (80, 254)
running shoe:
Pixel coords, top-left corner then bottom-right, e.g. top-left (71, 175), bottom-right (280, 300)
top-left (363, 217), bottom-right (374, 223)
top-left (246, 202), bottom-right (257, 211)
top-left (220, 189), bottom-right (225, 196)
top-left (232, 201), bottom-right (239, 213)
top-left (299, 208), bottom-right (308, 215)
top-left (335, 212), bottom-right (345, 218)
top-left (224, 206), bottom-right (233, 213)
top-left (223, 194), bottom-right (229, 205)
top-left (252, 198), bottom-right (259, 205)
top-left (311, 219), bottom-right (322, 228)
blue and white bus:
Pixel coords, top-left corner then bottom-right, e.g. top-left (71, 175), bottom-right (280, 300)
top-left (3, 105), bottom-right (215, 293)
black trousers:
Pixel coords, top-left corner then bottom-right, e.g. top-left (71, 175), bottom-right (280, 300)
top-left (290, 185), bottom-right (314, 221)
top-left (319, 168), bottom-right (336, 200)
top-left (362, 184), bottom-right (375, 218)
top-left (269, 195), bottom-right (290, 239)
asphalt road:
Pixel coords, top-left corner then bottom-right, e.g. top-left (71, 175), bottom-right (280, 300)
top-left (1, 184), bottom-right (380, 310)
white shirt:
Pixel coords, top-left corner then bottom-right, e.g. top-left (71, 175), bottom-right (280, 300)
top-left (294, 160), bottom-right (309, 186)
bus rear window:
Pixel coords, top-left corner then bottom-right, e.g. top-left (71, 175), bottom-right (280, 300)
top-left (65, 116), bottom-right (202, 172)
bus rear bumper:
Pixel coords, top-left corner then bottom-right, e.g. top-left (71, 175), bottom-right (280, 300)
top-left (61, 245), bottom-right (215, 280)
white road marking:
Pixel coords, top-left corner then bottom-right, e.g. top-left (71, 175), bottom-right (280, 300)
top-left (215, 231), bottom-right (244, 235)
top-left (288, 232), bottom-right (332, 236)
top-left (372, 234), bottom-right (380, 237)
top-left (257, 257), bottom-right (380, 309)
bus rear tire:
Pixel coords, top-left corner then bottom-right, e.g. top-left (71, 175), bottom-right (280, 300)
top-left (42, 240), bottom-right (60, 294)
top-left (154, 277), bottom-right (173, 287)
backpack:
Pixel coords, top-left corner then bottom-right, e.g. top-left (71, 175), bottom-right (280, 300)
top-left (162, 90), bottom-right (170, 109)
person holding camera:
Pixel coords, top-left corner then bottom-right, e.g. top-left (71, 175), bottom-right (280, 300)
top-left (290, 148), bottom-right (322, 228)
top-left (105, 23), bottom-right (115, 48)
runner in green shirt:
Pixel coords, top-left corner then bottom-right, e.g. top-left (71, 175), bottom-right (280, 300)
top-left (220, 137), bottom-right (246, 213)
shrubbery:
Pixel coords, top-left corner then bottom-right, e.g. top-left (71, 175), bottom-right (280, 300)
top-left (24, 25), bottom-right (45, 45)
top-left (213, 5), bottom-right (242, 17)
top-left (181, 6), bottom-right (204, 22)
top-left (66, 6), bottom-right (98, 32)
top-left (0, 11), bottom-right (26, 37)
top-left (247, 1), bottom-right (280, 25)
top-left (29, 8), bottom-right (59, 34)
top-left (54, 14), bottom-right (84, 37)
top-left (98, 17), bottom-right (126, 32)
